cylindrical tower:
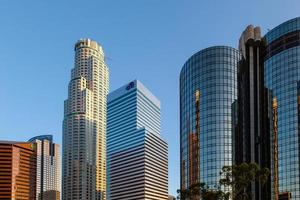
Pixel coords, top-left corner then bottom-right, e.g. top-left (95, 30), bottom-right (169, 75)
top-left (264, 17), bottom-right (300, 199)
top-left (62, 39), bottom-right (109, 200)
top-left (180, 46), bottom-right (240, 196)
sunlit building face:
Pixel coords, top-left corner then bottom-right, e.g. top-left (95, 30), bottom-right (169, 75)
top-left (62, 39), bottom-right (109, 200)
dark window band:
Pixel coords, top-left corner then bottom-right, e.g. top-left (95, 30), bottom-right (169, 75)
top-left (265, 30), bottom-right (300, 60)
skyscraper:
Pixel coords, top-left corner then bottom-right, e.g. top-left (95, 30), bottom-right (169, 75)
top-left (180, 46), bottom-right (240, 197)
top-left (62, 39), bottom-right (109, 200)
top-left (233, 25), bottom-right (271, 200)
top-left (264, 17), bottom-right (300, 199)
top-left (0, 141), bottom-right (37, 199)
top-left (107, 80), bottom-right (168, 200)
top-left (28, 135), bottom-right (61, 200)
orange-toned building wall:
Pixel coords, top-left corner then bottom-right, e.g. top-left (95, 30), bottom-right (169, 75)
top-left (0, 141), bottom-right (36, 199)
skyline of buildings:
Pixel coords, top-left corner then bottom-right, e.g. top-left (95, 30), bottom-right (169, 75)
top-left (107, 80), bottom-right (168, 199)
top-left (62, 39), bottom-right (109, 199)
top-left (0, 135), bottom-right (61, 200)
top-left (0, 16), bottom-right (300, 200)
top-left (179, 16), bottom-right (300, 200)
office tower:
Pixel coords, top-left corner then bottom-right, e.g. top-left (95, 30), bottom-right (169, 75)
top-left (0, 141), bottom-right (36, 199)
top-left (264, 17), bottom-right (300, 199)
top-left (28, 135), bottom-right (60, 200)
top-left (62, 39), bottom-right (109, 200)
top-left (107, 80), bottom-right (168, 200)
top-left (233, 25), bottom-right (271, 199)
top-left (180, 46), bottom-right (240, 197)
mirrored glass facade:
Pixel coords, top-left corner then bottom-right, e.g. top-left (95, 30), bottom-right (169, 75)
top-left (234, 25), bottom-right (271, 200)
top-left (264, 17), bottom-right (300, 199)
top-left (180, 46), bottom-right (240, 193)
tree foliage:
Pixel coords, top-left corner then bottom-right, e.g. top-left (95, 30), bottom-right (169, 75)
top-left (177, 182), bottom-right (229, 200)
top-left (177, 162), bottom-right (270, 200)
top-left (219, 162), bottom-right (270, 200)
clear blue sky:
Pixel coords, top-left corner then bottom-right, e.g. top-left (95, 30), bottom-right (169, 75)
top-left (0, 0), bottom-right (299, 196)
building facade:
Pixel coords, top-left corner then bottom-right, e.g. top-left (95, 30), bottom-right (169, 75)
top-left (234, 25), bottom-right (271, 200)
top-left (28, 135), bottom-right (60, 200)
top-left (180, 46), bottom-right (240, 196)
top-left (62, 39), bottom-right (109, 199)
top-left (0, 141), bottom-right (36, 199)
top-left (107, 80), bottom-right (168, 200)
top-left (264, 17), bottom-right (300, 199)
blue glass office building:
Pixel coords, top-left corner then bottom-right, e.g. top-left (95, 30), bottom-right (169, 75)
top-left (264, 17), bottom-right (300, 199)
top-left (180, 46), bottom-right (240, 194)
top-left (107, 80), bottom-right (168, 200)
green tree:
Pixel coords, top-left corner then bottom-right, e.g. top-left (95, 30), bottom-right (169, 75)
top-left (201, 185), bottom-right (230, 200)
top-left (219, 162), bottom-right (270, 200)
top-left (177, 183), bottom-right (230, 200)
top-left (177, 163), bottom-right (269, 200)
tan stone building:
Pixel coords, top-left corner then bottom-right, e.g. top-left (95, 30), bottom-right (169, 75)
top-left (62, 38), bottom-right (109, 200)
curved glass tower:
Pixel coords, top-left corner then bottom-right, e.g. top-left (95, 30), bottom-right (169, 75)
top-left (264, 17), bottom-right (300, 199)
top-left (180, 46), bottom-right (240, 194)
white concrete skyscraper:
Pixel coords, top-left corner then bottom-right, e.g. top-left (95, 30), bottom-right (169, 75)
top-left (62, 39), bottom-right (109, 200)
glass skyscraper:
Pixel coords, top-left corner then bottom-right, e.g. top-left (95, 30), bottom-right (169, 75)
top-left (107, 80), bottom-right (168, 200)
top-left (264, 17), bottom-right (300, 199)
top-left (234, 25), bottom-right (272, 200)
top-left (28, 135), bottom-right (61, 200)
top-left (180, 46), bottom-right (240, 195)
top-left (62, 39), bottom-right (109, 200)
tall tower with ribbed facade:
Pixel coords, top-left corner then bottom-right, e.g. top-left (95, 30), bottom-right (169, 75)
top-left (234, 25), bottom-right (271, 200)
top-left (62, 39), bottom-right (109, 200)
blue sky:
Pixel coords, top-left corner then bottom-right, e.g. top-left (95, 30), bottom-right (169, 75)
top-left (0, 0), bottom-right (299, 196)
